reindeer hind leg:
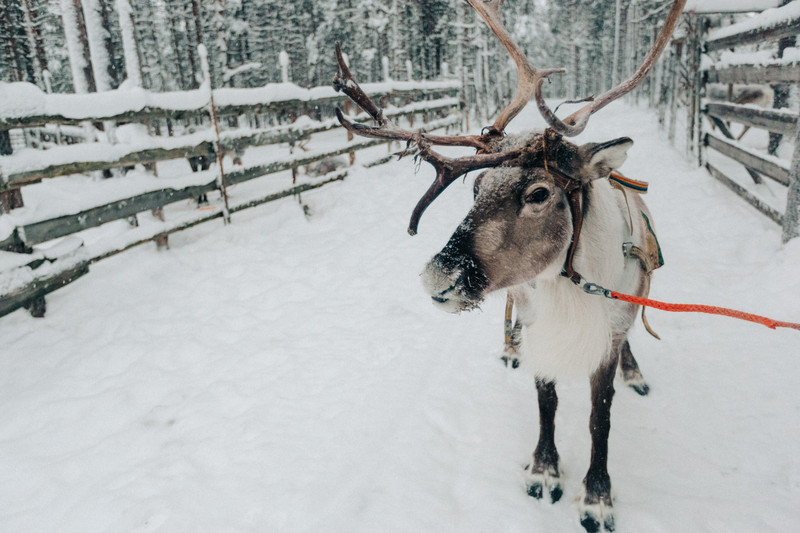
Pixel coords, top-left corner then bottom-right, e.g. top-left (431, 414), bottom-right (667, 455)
top-left (618, 339), bottom-right (649, 396)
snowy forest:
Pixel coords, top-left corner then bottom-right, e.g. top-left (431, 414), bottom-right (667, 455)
top-left (2, 0), bottom-right (663, 98)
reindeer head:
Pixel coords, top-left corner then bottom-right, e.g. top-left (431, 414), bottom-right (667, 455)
top-left (421, 131), bottom-right (633, 313)
top-left (332, 0), bottom-right (684, 309)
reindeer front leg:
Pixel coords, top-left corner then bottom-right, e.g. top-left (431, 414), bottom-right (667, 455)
top-left (580, 349), bottom-right (620, 533)
top-left (525, 378), bottom-right (562, 503)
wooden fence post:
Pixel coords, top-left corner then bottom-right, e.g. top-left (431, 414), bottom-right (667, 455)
top-left (199, 44), bottom-right (231, 225)
top-left (782, 123), bottom-right (800, 243)
top-left (0, 131), bottom-right (25, 247)
top-left (1, 130), bottom-right (47, 316)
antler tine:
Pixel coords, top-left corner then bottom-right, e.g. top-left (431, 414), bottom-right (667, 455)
top-left (333, 43), bottom-right (387, 125)
top-left (333, 42), bottom-right (492, 150)
top-left (535, 0), bottom-right (687, 136)
top-left (408, 147), bottom-right (526, 235)
top-left (465, 0), bottom-right (564, 135)
top-left (332, 40), bottom-right (533, 234)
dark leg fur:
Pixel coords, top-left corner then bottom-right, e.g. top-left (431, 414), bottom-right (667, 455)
top-left (580, 351), bottom-right (619, 533)
top-left (501, 319), bottom-right (522, 369)
top-left (618, 339), bottom-right (649, 396)
top-left (526, 379), bottom-right (562, 503)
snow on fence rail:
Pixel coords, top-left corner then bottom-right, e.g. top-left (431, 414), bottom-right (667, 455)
top-left (649, 2), bottom-right (800, 242)
top-left (695, 1), bottom-right (800, 241)
top-left (0, 80), bottom-right (460, 130)
top-left (0, 79), bottom-right (462, 319)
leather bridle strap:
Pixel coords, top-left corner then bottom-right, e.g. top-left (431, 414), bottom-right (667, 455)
top-left (544, 164), bottom-right (584, 285)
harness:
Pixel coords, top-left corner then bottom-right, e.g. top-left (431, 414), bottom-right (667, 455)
top-left (503, 149), bottom-right (800, 340)
top-left (503, 135), bottom-right (665, 343)
top-left (539, 132), bottom-right (663, 290)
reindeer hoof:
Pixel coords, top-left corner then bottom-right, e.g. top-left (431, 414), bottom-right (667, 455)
top-left (500, 355), bottom-right (520, 369)
top-left (580, 513), bottom-right (614, 533)
top-left (525, 467), bottom-right (561, 503)
top-left (579, 500), bottom-right (614, 532)
top-left (621, 370), bottom-right (649, 396)
top-left (526, 481), bottom-right (562, 503)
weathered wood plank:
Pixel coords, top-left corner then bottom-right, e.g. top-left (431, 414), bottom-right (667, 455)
top-left (704, 133), bottom-right (790, 185)
top-left (705, 62), bottom-right (800, 85)
top-left (0, 261), bottom-right (90, 318)
top-left (705, 16), bottom-right (800, 52)
top-left (14, 115), bottom-right (461, 246)
top-left (705, 101), bottom-right (798, 136)
top-left (706, 115), bottom-right (762, 184)
top-left (223, 116), bottom-right (459, 187)
top-left (5, 142), bottom-right (216, 187)
top-left (705, 163), bottom-right (784, 225)
top-left (2, 100), bottom-right (459, 187)
top-left (88, 171), bottom-right (357, 265)
top-left (0, 87), bottom-right (459, 130)
top-left (5, 142), bottom-right (432, 316)
top-left (229, 171), bottom-right (349, 215)
top-left (20, 183), bottom-right (216, 245)
top-left (782, 123), bottom-right (800, 242)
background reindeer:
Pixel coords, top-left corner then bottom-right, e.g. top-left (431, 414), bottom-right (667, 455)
top-left (333, 1), bottom-right (685, 531)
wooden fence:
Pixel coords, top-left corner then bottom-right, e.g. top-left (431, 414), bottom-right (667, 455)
top-left (0, 77), bottom-right (462, 319)
top-left (702, 5), bottom-right (800, 242)
top-left (651, 4), bottom-right (800, 243)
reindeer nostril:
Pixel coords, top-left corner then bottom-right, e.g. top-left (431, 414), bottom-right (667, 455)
top-left (432, 296), bottom-right (449, 303)
top-left (437, 285), bottom-right (457, 297)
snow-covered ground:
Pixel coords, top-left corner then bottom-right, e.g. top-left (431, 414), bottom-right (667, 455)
top-left (1, 102), bottom-right (799, 533)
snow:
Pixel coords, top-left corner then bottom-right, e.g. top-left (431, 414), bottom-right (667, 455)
top-left (707, 0), bottom-right (800, 42)
top-left (0, 130), bottom-right (214, 180)
top-left (59, 0), bottom-right (89, 94)
top-left (0, 99), bottom-right (458, 234)
top-left (116, 0), bottom-right (142, 88)
top-left (0, 82), bottom-right (46, 119)
top-left (1, 102), bottom-right (799, 532)
top-left (0, 79), bottom-right (459, 124)
top-left (706, 48), bottom-right (800, 70)
top-left (81, 0), bottom-right (113, 92)
top-left (0, 250), bottom-right (43, 271)
top-left (685, 0), bottom-right (781, 13)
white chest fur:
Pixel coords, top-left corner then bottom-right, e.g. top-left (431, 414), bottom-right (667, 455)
top-left (517, 181), bottom-right (643, 381)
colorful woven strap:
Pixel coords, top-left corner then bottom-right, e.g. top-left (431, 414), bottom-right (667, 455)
top-left (609, 171), bottom-right (649, 193)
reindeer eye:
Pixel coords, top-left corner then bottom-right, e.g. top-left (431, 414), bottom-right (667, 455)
top-left (525, 188), bottom-right (550, 204)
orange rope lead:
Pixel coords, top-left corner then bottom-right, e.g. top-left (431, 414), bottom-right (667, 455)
top-left (610, 291), bottom-right (800, 331)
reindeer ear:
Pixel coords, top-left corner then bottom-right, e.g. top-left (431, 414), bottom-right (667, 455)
top-left (581, 137), bottom-right (633, 181)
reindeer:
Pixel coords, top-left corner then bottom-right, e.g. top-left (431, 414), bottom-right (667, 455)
top-left (333, 1), bottom-right (685, 531)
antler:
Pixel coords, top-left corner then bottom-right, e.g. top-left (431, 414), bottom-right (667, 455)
top-left (332, 0), bottom-right (687, 233)
top-left (535, 0), bottom-right (688, 136)
top-left (463, 0), bottom-right (564, 134)
top-left (332, 43), bottom-right (528, 235)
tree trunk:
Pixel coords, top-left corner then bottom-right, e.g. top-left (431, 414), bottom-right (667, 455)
top-left (21, 0), bottom-right (44, 86)
top-left (116, 0), bottom-right (141, 87)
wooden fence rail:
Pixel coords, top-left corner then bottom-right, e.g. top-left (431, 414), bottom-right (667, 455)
top-left (698, 5), bottom-right (800, 241)
top-left (0, 82), bottom-right (459, 130)
top-left (706, 60), bottom-right (800, 85)
top-left (650, 3), bottom-right (800, 243)
top-left (1, 98), bottom-right (459, 187)
top-left (0, 78), bottom-right (462, 319)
